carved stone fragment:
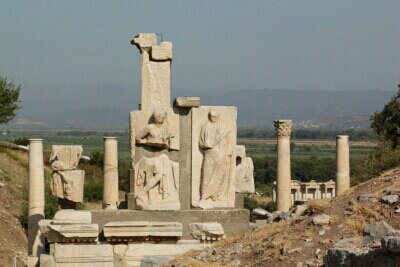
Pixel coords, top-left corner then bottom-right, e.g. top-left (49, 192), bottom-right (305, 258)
top-left (49, 145), bottom-right (83, 171)
top-left (189, 223), bottom-right (225, 242)
top-left (51, 170), bottom-right (84, 203)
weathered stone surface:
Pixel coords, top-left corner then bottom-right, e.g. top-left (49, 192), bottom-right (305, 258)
top-left (40, 218), bottom-right (98, 243)
top-left (381, 236), bottom-right (400, 254)
top-left (235, 156), bottom-right (255, 193)
top-left (51, 170), bottom-right (84, 203)
top-left (293, 204), bottom-right (308, 216)
top-left (324, 247), bottom-right (363, 267)
top-left (174, 97), bottom-right (200, 108)
top-left (134, 154), bottom-right (180, 210)
top-left (151, 41), bottom-right (172, 60)
top-left (40, 254), bottom-right (55, 267)
top-left (381, 194), bottom-right (399, 204)
top-left (252, 208), bottom-right (269, 216)
top-left (52, 243), bottom-right (113, 266)
top-left (275, 211), bottom-right (292, 221)
top-left (192, 106), bottom-right (237, 209)
top-left (357, 193), bottom-right (376, 202)
top-left (103, 221), bottom-right (182, 242)
top-left (189, 223), bottom-right (225, 241)
top-left (53, 210), bottom-right (91, 224)
top-left (363, 221), bottom-right (399, 246)
top-left (123, 243), bottom-right (206, 267)
top-left (312, 214), bottom-right (331, 225)
top-left (49, 145), bottom-right (83, 171)
top-left (236, 145), bottom-right (246, 158)
top-left (274, 120), bottom-right (292, 212)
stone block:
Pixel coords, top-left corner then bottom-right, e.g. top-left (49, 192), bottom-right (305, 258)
top-left (363, 221), bottom-right (399, 246)
top-left (381, 236), bottom-right (400, 254)
top-left (103, 221), bottom-right (182, 242)
top-left (39, 254), bottom-right (56, 267)
top-left (53, 210), bottom-right (92, 224)
top-left (27, 256), bottom-right (39, 267)
top-left (235, 157), bottom-right (255, 193)
top-left (174, 97), bottom-right (200, 108)
top-left (131, 33), bottom-right (157, 49)
top-left (49, 145), bottom-right (83, 171)
top-left (151, 42), bottom-right (172, 61)
top-left (53, 244), bottom-right (113, 266)
top-left (40, 219), bottom-right (98, 243)
top-left (51, 170), bottom-right (84, 203)
top-left (236, 145), bottom-right (246, 158)
top-left (91, 209), bottom-right (250, 240)
top-left (189, 223), bottom-right (225, 241)
top-left (122, 243), bottom-right (206, 267)
top-left (191, 106), bottom-right (237, 209)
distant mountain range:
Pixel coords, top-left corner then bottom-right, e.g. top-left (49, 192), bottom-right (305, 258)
top-left (8, 84), bottom-right (396, 130)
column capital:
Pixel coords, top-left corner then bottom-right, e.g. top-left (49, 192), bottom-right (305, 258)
top-left (336, 135), bottom-right (349, 140)
top-left (274, 120), bottom-right (292, 137)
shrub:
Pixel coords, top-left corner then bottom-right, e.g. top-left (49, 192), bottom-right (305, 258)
top-left (13, 137), bottom-right (29, 146)
top-left (89, 151), bottom-right (103, 167)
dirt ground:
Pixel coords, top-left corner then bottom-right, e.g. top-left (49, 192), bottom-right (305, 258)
top-left (0, 149), bottom-right (29, 266)
top-left (170, 169), bottom-right (400, 267)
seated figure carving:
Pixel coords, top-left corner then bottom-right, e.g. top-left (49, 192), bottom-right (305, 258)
top-left (134, 154), bottom-right (180, 210)
top-left (135, 108), bottom-right (174, 149)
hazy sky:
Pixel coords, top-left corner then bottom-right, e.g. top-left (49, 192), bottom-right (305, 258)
top-left (1, 0), bottom-right (400, 96)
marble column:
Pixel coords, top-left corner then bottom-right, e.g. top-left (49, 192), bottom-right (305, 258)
top-left (336, 135), bottom-right (350, 196)
top-left (103, 137), bottom-right (119, 209)
top-left (274, 120), bottom-right (292, 211)
top-left (28, 139), bottom-right (45, 258)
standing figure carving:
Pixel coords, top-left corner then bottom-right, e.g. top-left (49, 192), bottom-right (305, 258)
top-left (198, 109), bottom-right (234, 209)
top-left (135, 108), bottom-right (175, 149)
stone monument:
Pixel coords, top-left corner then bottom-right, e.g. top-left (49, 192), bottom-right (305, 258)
top-left (33, 33), bottom-right (254, 266)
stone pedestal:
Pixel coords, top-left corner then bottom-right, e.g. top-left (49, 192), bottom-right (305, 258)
top-left (103, 137), bottom-right (119, 209)
top-left (274, 120), bottom-right (292, 212)
top-left (28, 139), bottom-right (45, 260)
top-left (336, 135), bottom-right (350, 196)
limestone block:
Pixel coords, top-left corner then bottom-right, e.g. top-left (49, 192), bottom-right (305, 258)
top-left (174, 97), bottom-right (201, 108)
top-left (134, 154), bottom-right (180, 210)
top-left (53, 210), bottom-right (91, 224)
top-left (40, 254), bottom-right (56, 267)
top-left (131, 33), bottom-right (157, 49)
top-left (191, 106), bottom-right (237, 209)
top-left (235, 157), bottom-right (255, 193)
top-left (103, 221), bottom-right (182, 242)
top-left (43, 223), bottom-right (99, 243)
top-left (236, 145), bottom-right (246, 158)
top-left (123, 243), bottom-right (206, 267)
top-left (189, 223), bottom-right (225, 242)
top-left (51, 170), bottom-right (84, 203)
top-left (49, 145), bottom-right (83, 171)
top-left (27, 256), bottom-right (39, 267)
top-left (151, 42), bottom-right (172, 61)
top-left (130, 108), bottom-right (180, 151)
top-left (53, 244), bottom-right (113, 266)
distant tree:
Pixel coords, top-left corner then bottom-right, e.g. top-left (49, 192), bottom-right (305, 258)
top-left (0, 76), bottom-right (21, 124)
top-left (370, 83), bottom-right (400, 148)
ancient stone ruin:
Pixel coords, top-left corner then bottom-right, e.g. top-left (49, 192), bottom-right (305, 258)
top-left (27, 33), bottom-right (254, 267)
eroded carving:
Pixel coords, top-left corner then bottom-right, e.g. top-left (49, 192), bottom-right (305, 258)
top-left (235, 145), bottom-right (255, 193)
top-left (274, 120), bottom-right (292, 137)
top-left (194, 108), bottom-right (236, 209)
top-left (134, 154), bottom-right (180, 210)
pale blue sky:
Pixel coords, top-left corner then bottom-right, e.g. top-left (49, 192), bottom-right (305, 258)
top-left (1, 0), bottom-right (399, 97)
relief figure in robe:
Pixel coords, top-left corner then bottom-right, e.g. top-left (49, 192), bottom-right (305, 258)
top-left (198, 109), bottom-right (234, 208)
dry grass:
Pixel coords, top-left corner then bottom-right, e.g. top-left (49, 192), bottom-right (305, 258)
top-left (344, 215), bottom-right (365, 236)
top-left (308, 199), bottom-right (330, 214)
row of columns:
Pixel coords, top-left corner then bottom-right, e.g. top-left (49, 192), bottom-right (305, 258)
top-left (274, 120), bottom-right (350, 211)
top-left (28, 137), bottom-right (119, 258)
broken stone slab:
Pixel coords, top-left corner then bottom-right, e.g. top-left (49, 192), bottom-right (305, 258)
top-left (293, 204), bottom-right (308, 217)
top-left (363, 221), bottom-right (400, 246)
top-left (381, 194), bottom-right (399, 204)
top-left (235, 156), bottom-right (255, 193)
top-left (174, 97), bottom-right (200, 108)
top-left (41, 221), bottom-right (99, 243)
top-left (312, 214), bottom-right (331, 225)
top-left (49, 145), bottom-right (83, 171)
top-left (357, 193), bottom-right (376, 202)
top-left (381, 236), bottom-right (400, 254)
top-left (151, 41), bottom-right (173, 61)
top-left (52, 243), bottom-right (113, 266)
top-left (274, 211), bottom-right (292, 221)
top-left (103, 221), bottom-right (183, 242)
top-left (53, 210), bottom-right (92, 224)
top-left (189, 223), bottom-right (225, 242)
